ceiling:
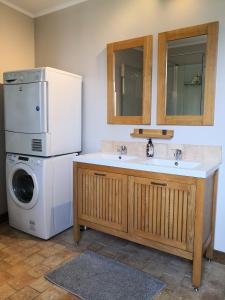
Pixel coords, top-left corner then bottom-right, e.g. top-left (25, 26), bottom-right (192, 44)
top-left (0, 0), bottom-right (88, 18)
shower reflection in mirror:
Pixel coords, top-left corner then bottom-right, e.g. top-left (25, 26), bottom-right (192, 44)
top-left (114, 47), bottom-right (143, 117)
top-left (166, 35), bottom-right (207, 116)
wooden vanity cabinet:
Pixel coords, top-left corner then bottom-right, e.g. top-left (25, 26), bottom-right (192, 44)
top-left (73, 163), bottom-right (218, 289)
top-left (128, 176), bottom-right (196, 253)
top-left (76, 167), bottom-right (128, 232)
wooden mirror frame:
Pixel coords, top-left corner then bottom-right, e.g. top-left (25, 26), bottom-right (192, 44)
top-left (157, 22), bottom-right (218, 126)
top-left (107, 35), bottom-right (152, 124)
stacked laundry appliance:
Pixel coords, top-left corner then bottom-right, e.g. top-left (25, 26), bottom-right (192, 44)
top-left (4, 67), bottom-right (81, 239)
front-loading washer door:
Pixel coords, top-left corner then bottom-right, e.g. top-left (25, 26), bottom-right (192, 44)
top-left (8, 163), bottom-right (39, 210)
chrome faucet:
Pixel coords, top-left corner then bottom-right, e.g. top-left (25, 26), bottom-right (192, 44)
top-left (146, 139), bottom-right (154, 158)
top-left (117, 145), bottom-right (127, 155)
top-left (174, 149), bottom-right (182, 161)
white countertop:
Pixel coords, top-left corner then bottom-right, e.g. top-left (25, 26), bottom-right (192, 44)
top-left (73, 152), bottom-right (221, 178)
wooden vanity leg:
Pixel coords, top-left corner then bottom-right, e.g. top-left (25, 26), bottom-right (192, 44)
top-left (206, 170), bottom-right (218, 260)
top-left (192, 179), bottom-right (205, 288)
top-left (73, 224), bottom-right (80, 243)
top-left (73, 162), bottom-right (80, 243)
top-left (193, 248), bottom-right (203, 288)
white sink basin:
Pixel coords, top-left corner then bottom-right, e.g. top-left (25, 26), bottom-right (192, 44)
top-left (74, 152), bottom-right (137, 163)
top-left (100, 153), bottom-right (137, 161)
top-left (141, 159), bottom-right (200, 169)
top-left (74, 152), bottom-right (220, 178)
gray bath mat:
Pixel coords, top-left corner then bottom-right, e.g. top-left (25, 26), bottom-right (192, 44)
top-left (45, 250), bottom-right (165, 300)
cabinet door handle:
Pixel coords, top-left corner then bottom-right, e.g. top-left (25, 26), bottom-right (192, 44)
top-left (94, 173), bottom-right (106, 176)
top-left (151, 181), bottom-right (167, 187)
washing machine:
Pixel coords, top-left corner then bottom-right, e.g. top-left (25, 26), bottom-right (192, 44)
top-left (6, 153), bottom-right (76, 239)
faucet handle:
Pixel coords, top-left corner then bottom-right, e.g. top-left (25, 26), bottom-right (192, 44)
top-left (174, 149), bottom-right (182, 160)
top-left (117, 145), bottom-right (127, 155)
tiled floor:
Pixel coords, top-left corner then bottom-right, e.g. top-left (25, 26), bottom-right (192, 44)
top-left (0, 222), bottom-right (224, 300)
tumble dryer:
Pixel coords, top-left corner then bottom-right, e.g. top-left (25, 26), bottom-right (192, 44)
top-left (4, 67), bottom-right (82, 157)
top-left (6, 153), bottom-right (76, 239)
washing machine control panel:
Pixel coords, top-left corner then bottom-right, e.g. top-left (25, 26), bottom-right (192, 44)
top-left (7, 154), bottom-right (18, 163)
top-left (8, 154), bottom-right (29, 162)
top-left (18, 156), bottom-right (29, 161)
top-left (7, 154), bottom-right (42, 167)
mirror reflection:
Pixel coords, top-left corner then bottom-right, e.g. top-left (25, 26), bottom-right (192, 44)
top-left (166, 35), bottom-right (207, 116)
top-left (107, 35), bottom-right (152, 124)
top-left (114, 47), bottom-right (143, 116)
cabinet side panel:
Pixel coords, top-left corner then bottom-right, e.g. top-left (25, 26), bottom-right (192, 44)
top-left (203, 175), bottom-right (214, 245)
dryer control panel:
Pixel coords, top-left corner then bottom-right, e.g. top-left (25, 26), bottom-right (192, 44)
top-left (3, 69), bottom-right (45, 84)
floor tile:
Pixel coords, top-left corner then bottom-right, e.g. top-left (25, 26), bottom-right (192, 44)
top-left (6, 262), bottom-right (30, 276)
top-left (0, 283), bottom-right (15, 300)
top-left (42, 255), bottom-right (66, 268)
top-left (0, 261), bottom-right (11, 272)
top-left (0, 250), bottom-right (8, 260)
top-left (3, 253), bottom-right (24, 265)
top-left (154, 288), bottom-right (180, 300)
top-left (29, 277), bottom-right (52, 293)
top-left (0, 271), bottom-right (13, 283)
top-left (24, 253), bottom-right (45, 267)
top-left (8, 286), bottom-right (39, 300)
top-left (22, 245), bottom-right (41, 257)
top-left (35, 287), bottom-right (77, 300)
top-left (27, 265), bottom-right (50, 279)
top-left (7, 273), bottom-right (35, 290)
top-left (39, 247), bottom-right (61, 258)
top-left (0, 242), bottom-right (7, 250)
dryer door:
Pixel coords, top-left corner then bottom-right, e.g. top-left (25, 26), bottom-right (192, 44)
top-left (8, 163), bottom-right (39, 210)
top-left (4, 82), bottom-right (47, 134)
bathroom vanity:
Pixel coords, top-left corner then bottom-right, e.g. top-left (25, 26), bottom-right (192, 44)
top-left (73, 153), bottom-right (220, 289)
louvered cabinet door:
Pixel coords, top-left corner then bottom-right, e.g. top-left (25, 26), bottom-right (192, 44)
top-left (128, 176), bottom-right (196, 252)
top-left (77, 168), bottom-right (128, 232)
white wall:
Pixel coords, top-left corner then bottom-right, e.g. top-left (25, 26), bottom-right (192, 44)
top-left (35, 0), bottom-right (225, 252)
top-left (0, 84), bottom-right (6, 214)
top-left (0, 2), bottom-right (35, 83)
top-left (0, 2), bottom-right (34, 215)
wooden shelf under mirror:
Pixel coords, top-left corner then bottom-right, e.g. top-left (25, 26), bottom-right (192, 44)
top-left (107, 35), bottom-right (152, 124)
top-left (157, 22), bottom-right (219, 126)
top-left (130, 128), bottom-right (174, 139)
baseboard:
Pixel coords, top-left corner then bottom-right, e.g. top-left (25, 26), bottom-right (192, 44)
top-left (0, 213), bottom-right (8, 224)
top-left (213, 250), bottom-right (225, 265)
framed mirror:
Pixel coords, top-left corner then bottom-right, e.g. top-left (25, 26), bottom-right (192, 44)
top-left (107, 35), bottom-right (152, 124)
top-left (157, 22), bottom-right (218, 125)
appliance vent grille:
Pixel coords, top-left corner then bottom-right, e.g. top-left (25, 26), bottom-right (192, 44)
top-left (32, 139), bottom-right (42, 152)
